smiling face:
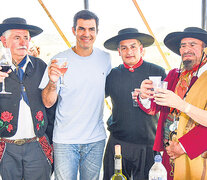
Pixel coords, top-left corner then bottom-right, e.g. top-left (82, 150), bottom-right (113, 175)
top-left (72, 19), bottom-right (97, 56)
top-left (118, 39), bottom-right (143, 67)
top-left (179, 37), bottom-right (204, 70)
top-left (1, 29), bottom-right (31, 64)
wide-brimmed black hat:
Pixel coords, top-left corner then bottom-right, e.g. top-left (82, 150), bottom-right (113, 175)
top-left (0, 17), bottom-right (43, 37)
top-left (104, 28), bottom-right (154, 51)
top-left (164, 27), bottom-right (207, 55)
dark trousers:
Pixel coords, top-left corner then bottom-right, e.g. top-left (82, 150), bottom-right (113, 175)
top-left (103, 135), bottom-right (157, 180)
top-left (0, 141), bottom-right (51, 180)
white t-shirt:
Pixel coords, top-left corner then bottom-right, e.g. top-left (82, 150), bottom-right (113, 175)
top-left (39, 48), bottom-right (111, 144)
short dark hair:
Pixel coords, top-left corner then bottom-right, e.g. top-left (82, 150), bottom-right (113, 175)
top-left (73, 10), bottom-right (99, 31)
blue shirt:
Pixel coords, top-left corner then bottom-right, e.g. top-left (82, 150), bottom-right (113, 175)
top-left (39, 48), bottom-right (111, 144)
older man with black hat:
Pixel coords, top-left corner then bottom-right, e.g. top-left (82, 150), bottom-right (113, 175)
top-left (103, 28), bottom-right (166, 180)
top-left (138, 27), bottom-right (207, 179)
top-left (0, 17), bottom-right (53, 180)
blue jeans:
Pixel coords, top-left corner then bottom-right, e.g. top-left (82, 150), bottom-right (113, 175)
top-left (53, 140), bottom-right (105, 180)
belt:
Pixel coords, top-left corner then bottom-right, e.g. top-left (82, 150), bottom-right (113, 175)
top-left (0, 137), bottom-right (39, 146)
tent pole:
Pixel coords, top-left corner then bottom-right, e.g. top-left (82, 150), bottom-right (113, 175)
top-left (202, 0), bottom-right (207, 30)
top-left (84, 0), bottom-right (89, 10)
top-left (38, 0), bottom-right (71, 48)
top-left (132, 0), bottom-right (171, 70)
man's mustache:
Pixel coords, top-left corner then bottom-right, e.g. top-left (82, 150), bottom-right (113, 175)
top-left (182, 52), bottom-right (195, 58)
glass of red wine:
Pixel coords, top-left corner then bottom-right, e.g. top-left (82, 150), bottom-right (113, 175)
top-left (0, 47), bottom-right (12, 94)
top-left (56, 58), bottom-right (68, 87)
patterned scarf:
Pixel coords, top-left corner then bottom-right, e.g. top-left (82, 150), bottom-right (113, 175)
top-left (174, 56), bottom-right (207, 110)
top-left (164, 56), bottom-right (207, 141)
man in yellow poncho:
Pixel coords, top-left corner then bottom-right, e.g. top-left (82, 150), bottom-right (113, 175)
top-left (153, 27), bottom-right (207, 180)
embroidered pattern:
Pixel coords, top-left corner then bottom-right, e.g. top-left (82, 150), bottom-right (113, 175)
top-left (39, 136), bottom-right (53, 164)
top-left (0, 142), bottom-right (5, 161)
top-left (0, 111), bottom-right (14, 132)
top-left (35, 111), bottom-right (45, 131)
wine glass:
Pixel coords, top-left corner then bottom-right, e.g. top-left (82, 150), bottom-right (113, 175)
top-left (0, 47), bottom-right (12, 94)
top-left (55, 58), bottom-right (68, 87)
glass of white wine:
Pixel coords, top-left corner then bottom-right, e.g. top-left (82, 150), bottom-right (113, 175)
top-left (0, 47), bottom-right (12, 94)
top-left (55, 58), bottom-right (68, 87)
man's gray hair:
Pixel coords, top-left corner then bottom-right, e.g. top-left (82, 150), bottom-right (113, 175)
top-left (2, 30), bottom-right (11, 39)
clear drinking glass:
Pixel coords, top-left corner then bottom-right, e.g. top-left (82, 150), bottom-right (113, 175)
top-left (149, 76), bottom-right (161, 92)
top-left (0, 47), bottom-right (12, 94)
top-left (153, 81), bottom-right (168, 92)
top-left (131, 91), bottom-right (138, 107)
top-left (55, 57), bottom-right (68, 87)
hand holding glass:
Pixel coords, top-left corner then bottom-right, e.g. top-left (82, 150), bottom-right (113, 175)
top-left (149, 76), bottom-right (161, 92)
top-left (55, 58), bottom-right (68, 87)
top-left (131, 91), bottom-right (138, 107)
top-left (151, 80), bottom-right (168, 104)
top-left (0, 47), bottom-right (12, 94)
top-left (154, 81), bottom-right (168, 93)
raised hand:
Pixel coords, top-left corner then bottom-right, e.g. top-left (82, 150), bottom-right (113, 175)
top-left (139, 79), bottom-right (154, 99)
top-left (0, 67), bottom-right (11, 82)
top-left (154, 89), bottom-right (183, 109)
top-left (48, 59), bottom-right (62, 84)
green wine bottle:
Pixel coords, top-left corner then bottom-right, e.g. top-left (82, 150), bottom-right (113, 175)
top-left (110, 145), bottom-right (127, 180)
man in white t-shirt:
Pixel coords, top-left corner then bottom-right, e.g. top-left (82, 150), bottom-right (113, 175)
top-left (39, 10), bottom-right (111, 180)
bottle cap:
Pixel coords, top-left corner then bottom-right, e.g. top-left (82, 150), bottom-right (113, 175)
top-left (115, 145), bottom-right (121, 155)
top-left (154, 155), bottom-right (162, 162)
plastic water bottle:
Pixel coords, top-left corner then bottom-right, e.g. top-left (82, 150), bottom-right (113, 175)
top-left (148, 155), bottom-right (167, 180)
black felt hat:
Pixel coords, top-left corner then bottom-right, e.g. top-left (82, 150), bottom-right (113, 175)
top-left (0, 17), bottom-right (43, 37)
top-left (164, 27), bottom-right (207, 55)
top-left (104, 28), bottom-right (154, 51)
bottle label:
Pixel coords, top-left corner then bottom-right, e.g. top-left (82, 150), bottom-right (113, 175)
top-left (115, 159), bottom-right (121, 170)
top-left (151, 177), bottom-right (164, 180)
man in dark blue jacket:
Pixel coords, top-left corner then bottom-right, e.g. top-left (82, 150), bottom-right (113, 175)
top-left (103, 28), bottom-right (166, 180)
top-left (0, 17), bottom-right (54, 180)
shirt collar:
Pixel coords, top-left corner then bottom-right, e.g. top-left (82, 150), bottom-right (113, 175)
top-left (123, 58), bottom-right (143, 72)
top-left (11, 55), bottom-right (34, 71)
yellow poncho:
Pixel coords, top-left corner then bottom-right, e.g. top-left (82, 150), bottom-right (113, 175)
top-left (174, 70), bottom-right (207, 180)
